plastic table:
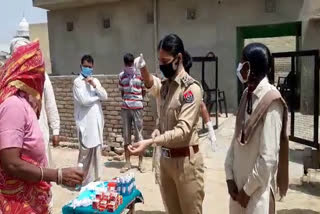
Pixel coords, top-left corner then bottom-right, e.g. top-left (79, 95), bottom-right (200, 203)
top-left (62, 183), bottom-right (143, 214)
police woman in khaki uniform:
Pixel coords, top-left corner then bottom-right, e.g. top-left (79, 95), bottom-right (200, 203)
top-left (129, 34), bottom-right (205, 214)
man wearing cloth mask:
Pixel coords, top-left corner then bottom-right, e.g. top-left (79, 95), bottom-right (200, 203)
top-left (225, 43), bottom-right (289, 214)
top-left (119, 53), bottom-right (146, 173)
top-left (10, 17), bottom-right (61, 168)
top-left (73, 55), bottom-right (108, 185)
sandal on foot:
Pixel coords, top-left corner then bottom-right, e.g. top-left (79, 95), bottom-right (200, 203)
top-left (138, 165), bottom-right (146, 173)
top-left (120, 163), bottom-right (131, 173)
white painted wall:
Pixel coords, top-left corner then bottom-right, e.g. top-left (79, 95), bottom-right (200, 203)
top-left (30, 23), bottom-right (52, 74)
top-left (46, 0), bottom-right (320, 112)
top-left (48, 0), bottom-right (154, 75)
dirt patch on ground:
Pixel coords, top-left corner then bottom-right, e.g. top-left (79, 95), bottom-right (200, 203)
top-left (51, 116), bottom-right (320, 213)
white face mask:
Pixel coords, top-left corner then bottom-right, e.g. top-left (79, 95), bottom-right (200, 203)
top-left (236, 62), bottom-right (250, 83)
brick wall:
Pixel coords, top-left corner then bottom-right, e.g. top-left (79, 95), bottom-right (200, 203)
top-left (50, 75), bottom-right (157, 150)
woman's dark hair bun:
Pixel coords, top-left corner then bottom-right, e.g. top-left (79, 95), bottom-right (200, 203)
top-left (242, 43), bottom-right (272, 78)
top-left (183, 51), bottom-right (192, 73)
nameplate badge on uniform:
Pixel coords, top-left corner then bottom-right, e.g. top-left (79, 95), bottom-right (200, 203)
top-left (183, 90), bottom-right (194, 103)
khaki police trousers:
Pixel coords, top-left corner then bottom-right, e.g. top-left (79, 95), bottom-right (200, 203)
top-left (160, 151), bottom-right (205, 214)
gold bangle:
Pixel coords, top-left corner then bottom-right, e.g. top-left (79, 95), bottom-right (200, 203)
top-left (57, 168), bottom-right (63, 185)
top-left (39, 167), bottom-right (44, 182)
top-left (57, 168), bottom-right (61, 185)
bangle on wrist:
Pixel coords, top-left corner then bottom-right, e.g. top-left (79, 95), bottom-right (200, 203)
top-left (57, 168), bottom-right (63, 185)
top-left (39, 166), bottom-right (44, 182)
top-left (56, 169), bottom-right (59, 184)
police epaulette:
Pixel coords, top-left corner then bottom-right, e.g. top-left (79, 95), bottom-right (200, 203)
top-left (181, 74), bottom-right (195, 87)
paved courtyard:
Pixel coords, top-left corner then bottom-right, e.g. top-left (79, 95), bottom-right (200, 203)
top-left (51, 116), bottom-right (320, 214)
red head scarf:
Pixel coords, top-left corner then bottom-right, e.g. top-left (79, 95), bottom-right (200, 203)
top-left (0, 41), bottom-right (45, 118)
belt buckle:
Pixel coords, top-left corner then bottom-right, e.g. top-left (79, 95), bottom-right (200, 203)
top-left (161, 147), bottom-right (171, 158)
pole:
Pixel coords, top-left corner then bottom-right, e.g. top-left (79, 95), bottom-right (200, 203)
top-left (153, 0), bottom-right (159, 75)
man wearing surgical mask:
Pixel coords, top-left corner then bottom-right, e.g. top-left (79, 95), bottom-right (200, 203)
top-left (73, 55), bottom-right (108, 185)
top-left (225, 43), bottom-right (289, 214)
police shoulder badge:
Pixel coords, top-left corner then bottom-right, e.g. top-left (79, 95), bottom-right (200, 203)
top-left (183, 90), bottom-right (194, 103)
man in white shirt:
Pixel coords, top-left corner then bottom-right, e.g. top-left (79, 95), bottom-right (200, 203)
top-left (73, 55), bottom-right (108, 185)
top-left (225, 43), bottom-right (288, 214)
top-left (39, 73), bottom-right (60, 167)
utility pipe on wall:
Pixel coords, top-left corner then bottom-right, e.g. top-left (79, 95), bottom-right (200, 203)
top-left (153, 0), bottom-right (159, 74)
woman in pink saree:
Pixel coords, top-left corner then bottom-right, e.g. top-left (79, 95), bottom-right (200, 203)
top-left (0, 41), bottom-right (84, 214)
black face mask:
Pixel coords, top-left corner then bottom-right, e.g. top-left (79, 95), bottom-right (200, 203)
top-left (159, 58), bottom-right (179, 79)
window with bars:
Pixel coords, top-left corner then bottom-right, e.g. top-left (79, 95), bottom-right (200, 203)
top-left (103, 18), bottom-right (111, 29)
top-left (265, 0), bottom-right (276, 13)
top-left (66, 22), bottom-right (74, 32)
top-left (186, 8), bottom-right (196, 20)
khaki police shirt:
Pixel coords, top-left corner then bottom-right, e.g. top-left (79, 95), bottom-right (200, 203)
top-left (152, 70), bottom-right (202, 148)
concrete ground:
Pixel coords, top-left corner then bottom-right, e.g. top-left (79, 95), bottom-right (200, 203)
top-left (51, 116), bottom-right (320, 214)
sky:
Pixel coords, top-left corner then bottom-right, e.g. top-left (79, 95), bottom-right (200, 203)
top-left (0, 1), bottom-right (47, 52)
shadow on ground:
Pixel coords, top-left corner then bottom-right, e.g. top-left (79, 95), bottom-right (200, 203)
top-left (289, 182), bottom-right (320, 197)
top-left (136, 211), bottom-right (165, 214)
top-left (277, 209), bottom-right (320, 214)
top-left (104, 161), bottom-right (142, 171)
top-left (104, 161), bottom-right (125, 169)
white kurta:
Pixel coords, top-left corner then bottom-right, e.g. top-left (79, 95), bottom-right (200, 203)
top-left (225, 78), bottom-right (283, 214)
top-left (73, 75), bottom-right (108, 148)
top-left (39, 73), bottom-right (60, 166)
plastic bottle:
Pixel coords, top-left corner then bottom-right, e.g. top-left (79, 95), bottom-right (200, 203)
top-left (130, 173), bottom-right (136, 191)
top-left (120, 177), bottom-right (126, 196)
top-left (125, 176), bottom-right (128, 196)
top-left (116, 178), bottom-right (121, 194)
top-left (127, 175), bottom-right (131, 195)
top-left (127, 175), bottom-right (133, 195)
top-left (126, 176), bottom-right (130, 195)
